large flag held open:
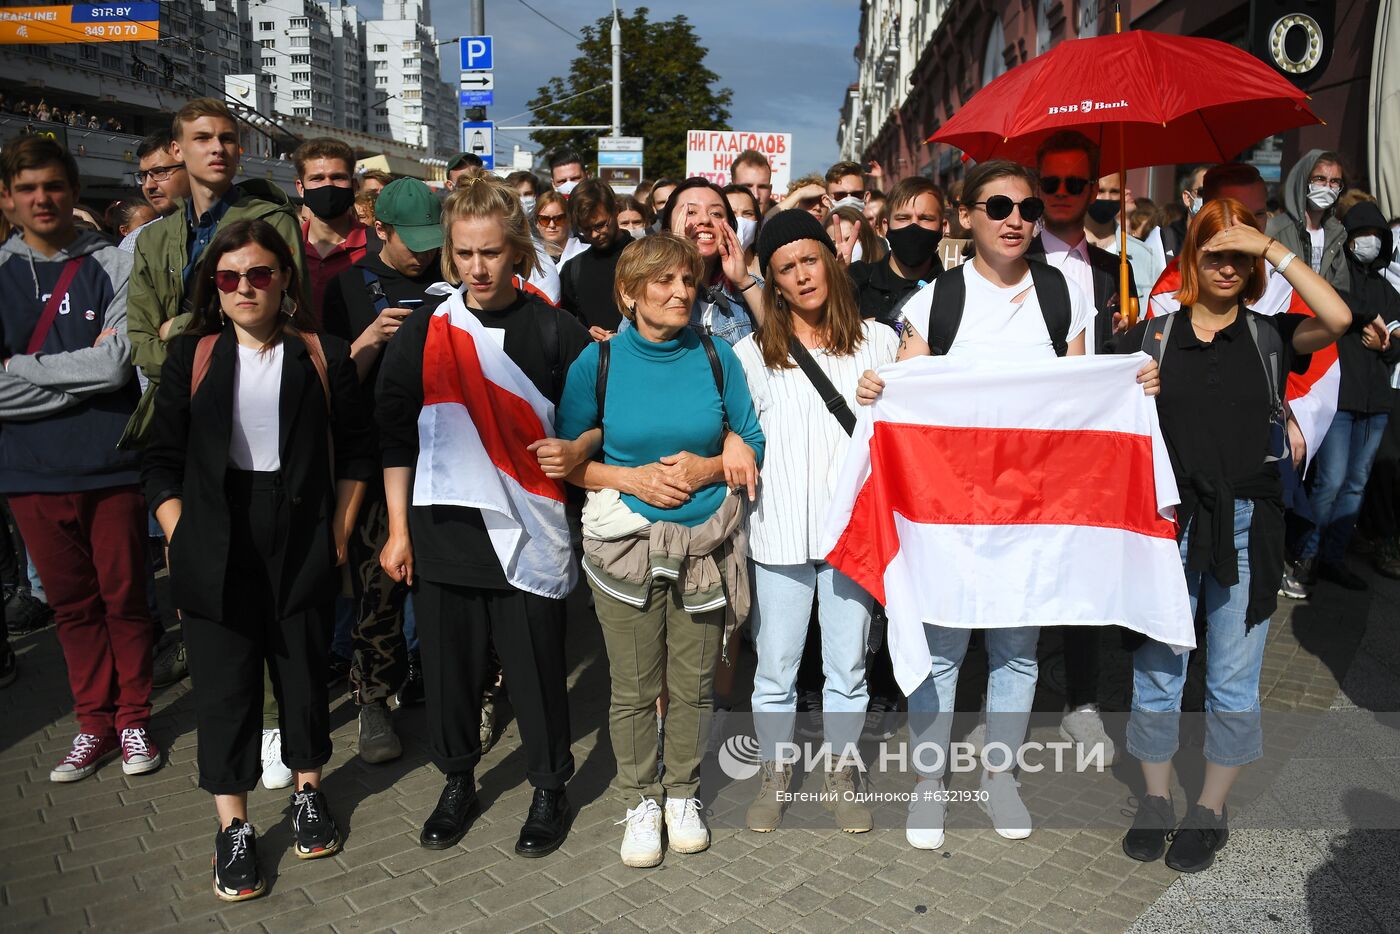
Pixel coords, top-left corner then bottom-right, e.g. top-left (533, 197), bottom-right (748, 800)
top-left (411, 284), bottom-right (576, 599)
top-left (820, 354), bottom-right (1194, 696)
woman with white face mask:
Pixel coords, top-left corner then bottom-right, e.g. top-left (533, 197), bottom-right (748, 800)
top-left (1265, 149), bottom-right (1352, 294)
top-left (723, 183), bottom-right (762, 275)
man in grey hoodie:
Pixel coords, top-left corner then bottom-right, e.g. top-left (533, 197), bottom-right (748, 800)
top-left (0, 135), bottom-right (160, 784)
top-left (1266, 149), bottom-right (1351, 294)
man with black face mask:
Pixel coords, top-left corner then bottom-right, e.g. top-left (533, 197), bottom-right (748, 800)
top-left (848, 176), bottom-right (946, 328)
top-left (295, 138), bottom-right (371, 323)
top-left (1084, 173), bottom-right (1160, 314)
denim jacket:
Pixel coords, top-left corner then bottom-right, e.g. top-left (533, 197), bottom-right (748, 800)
top-left (691, 278), bottom-right (757, 346)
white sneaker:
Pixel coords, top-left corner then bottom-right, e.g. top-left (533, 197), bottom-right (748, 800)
top-left (663, 796), bottom-right (710, 854)
top-left (906, 778), bottom-right (946, 850)
top-left (963, 721), bottom-right (986, 758)
top-left (261, 729), bottom-right (293, 790)
top-left (617, 796), bottom-right (664, 868)
top-left (979, 771), bottom-right (1032, 840)
top-left (1058, 703), bottom-right (1117, 767)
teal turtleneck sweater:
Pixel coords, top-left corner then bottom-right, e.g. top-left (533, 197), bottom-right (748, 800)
top-left (556, 324), bottom-right (764, 526)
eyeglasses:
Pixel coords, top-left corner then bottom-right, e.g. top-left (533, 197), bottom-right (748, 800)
top-left (135, 163), bottom-right (185, 184)
top-left (972, 196), bottom-right (1045, 223)
top-left (536, 213), bottom-right (566, 227)
top-left (213, 266), bottom-right (277, 293)
top-left (1307, 175), bottom-right (1344, 190)
top-left (1039, 175), bottom-right (1090, 196)
top-left (581, 219), bottom-right (613, 235)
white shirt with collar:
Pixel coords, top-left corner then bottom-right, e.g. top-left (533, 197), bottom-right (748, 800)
top-left (1038, 229), bottom-right (1100, 355)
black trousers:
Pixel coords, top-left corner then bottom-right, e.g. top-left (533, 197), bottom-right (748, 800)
top-left (182, 471), bottom-right (333, 795)
top-left (1061, 626), bottom-right (1099, 709)
top-left (414, 578), bottom-right (574, 789)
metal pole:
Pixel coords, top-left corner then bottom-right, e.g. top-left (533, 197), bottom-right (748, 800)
top-left (611, 1), bottom-right (622, 137)
top-left (471, 0), bottom-right (484, 36)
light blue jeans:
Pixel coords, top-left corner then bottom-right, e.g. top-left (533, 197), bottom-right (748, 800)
top-left (907, 625), bottom-right (1040, 778)
top-left (1128, 499), bottom-right (1268, 767)
top-left (750, 560), bottom-right (872, 761)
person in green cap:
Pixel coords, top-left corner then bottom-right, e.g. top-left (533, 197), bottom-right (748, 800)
top-left (445, 152), bottom-right (485, 191)
top-left (321, 177), bottom-right (447, 765)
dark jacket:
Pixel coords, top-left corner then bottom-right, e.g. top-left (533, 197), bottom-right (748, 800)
top-left (1027, 234), bottom-right (1137, 353)
top-left (142, 328), bottom-right (376, 621)
top-left (849, 256), bottom-right (941, 327)
top-left (1335, 201), bottom-right (1400, 413)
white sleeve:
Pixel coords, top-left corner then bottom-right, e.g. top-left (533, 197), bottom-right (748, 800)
top-left (733, 335), bottom-right (769, 415)
top-left (901, 279), bottom-right (937, 340)
top-left (529, 242), bottom-right (561, 304)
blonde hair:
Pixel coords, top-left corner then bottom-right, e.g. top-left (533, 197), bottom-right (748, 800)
top-left (439, 177), bottom-right (537, 284)
top-left (612, 234), bottom-right (704, 320)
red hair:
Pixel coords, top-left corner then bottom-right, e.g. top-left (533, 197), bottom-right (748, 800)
top-left (1176, 197), bottom-right (1266, 307)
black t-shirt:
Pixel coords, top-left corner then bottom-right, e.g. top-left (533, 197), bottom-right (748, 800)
top-left (1119, 309), bottom-right (1310, 486)
top-left (560, 235), bottom-right (629, 332)
top-left (376, 289), bottom-right (591, 588)
top-left (849, 257), bottom-right (940, 327)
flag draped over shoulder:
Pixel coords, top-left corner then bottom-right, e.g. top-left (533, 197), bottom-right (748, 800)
top-left (412, 285), bottom-right (576, 599)
top-left (1148, 259), bottom-right (1339, 466)
top-left (820, 354), bottom-right (1194, 697)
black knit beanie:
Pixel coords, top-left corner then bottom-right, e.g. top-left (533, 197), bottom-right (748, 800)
top-left (756, 208), bottom-right (836, 275)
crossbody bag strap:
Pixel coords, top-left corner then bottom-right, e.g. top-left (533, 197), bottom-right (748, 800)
top-left (25, 257), bottom-right (85, 355)
top-left (699, 333), bottom-right (729, 432)
top-left (788, 335), bottom-right (857, 436)
top-left (189, 333), bottom-right (220, 396)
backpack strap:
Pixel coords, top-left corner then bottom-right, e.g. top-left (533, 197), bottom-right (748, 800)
top-left (190, 333), bottom-right (220, 397)
top-left (1142, 313), bottom-right (1174, 375)
top-left (789, 336), bottom-right (857, 435)
top-left (297, 331), bottom-right (338, 485)
top-left (925, 263), bottom-right (966, 355)
top-left (1026, 258), bottom-right (1072, 357)
top-left (1244, 310), bottom-right (1288, 463)
top-left (699, 333), bottom-right (729, 432)
top-left (538, 306), bottom-right (565, 402)
top-left (25, 257), bottom-right (85, 355)
top-left (594, 340), bottom-right (611, 439)
top-left (360, 267), bottom-right (390, 315)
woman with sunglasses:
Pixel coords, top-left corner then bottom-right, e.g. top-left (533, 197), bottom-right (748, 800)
top-left (143, 219), bottom-right (375, 901)
top-left (855, 160), bottom-right (1158, 849)
top-left (532, 190), bottom-right (571, 262)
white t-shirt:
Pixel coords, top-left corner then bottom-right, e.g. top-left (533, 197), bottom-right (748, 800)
top-left (736, 320), bottom-right (900, 565)
top-left (229, 343), bottom-right (284, 471)
top-left (902, 261), bottom-right (1093, 363)
top-left (1308, 226), bottom-right (1325, 273)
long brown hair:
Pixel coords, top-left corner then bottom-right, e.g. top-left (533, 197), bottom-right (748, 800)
top-left (1176, 197), bottom-right (1266, 307)
top-left (756, 244), bottom-right (865, 369)
top-left (190, 219), bottom-right (317, 349)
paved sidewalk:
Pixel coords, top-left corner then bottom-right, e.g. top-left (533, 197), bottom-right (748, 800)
top-left (1, 572), bottom-right (1395, 934)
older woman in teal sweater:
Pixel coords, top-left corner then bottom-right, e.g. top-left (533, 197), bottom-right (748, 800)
top-left (546, 233), bottom-right (764, 870)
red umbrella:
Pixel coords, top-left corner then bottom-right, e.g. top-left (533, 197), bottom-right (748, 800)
top-left (928, 30), bottom-right (1321, 169)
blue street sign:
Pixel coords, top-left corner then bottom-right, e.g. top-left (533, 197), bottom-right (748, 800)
top-left (598, 151), bottom-right (643, 167)
top-left (459, 91), bottom-right (494, 107)
top-left (459, 35), bottom-right (493, 71)
top-left (460, 121), bottom-right (495, 170)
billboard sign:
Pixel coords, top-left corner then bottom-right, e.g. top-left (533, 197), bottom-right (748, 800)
top-left (0, 4), bottom-right (160, 44)
top-left (685, 130), bottom-right (792, 194)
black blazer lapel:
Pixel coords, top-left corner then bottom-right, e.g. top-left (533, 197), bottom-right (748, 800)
top-left (279, 333), bottom-right (310, 459)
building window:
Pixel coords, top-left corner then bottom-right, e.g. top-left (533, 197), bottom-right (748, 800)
top-left (260, 38), bottom-right (275, 48)
top-left (982, 17), bottom-right (1007, 86)
top-left (375, 122), bottom-right (389, 133)
top-left (81, 44), bottom-right (98, 61)
top-left (290, 17), bottom-right (308, 27)
top-left (375, 76), bottom-right (388, 85)
top-left (401, 40), bottom-right (417, 51)
top-left (403, 89), bottom-right (420, 100)
top-left (373, 43), bottom-right (387, 52)
top-left (291, 35), bottom-right (308, 47)
top-left (295, 106), bottom-right (311, 116)
top-left (259, 20), bottom-right (274, 31)
top-left (292, 54), bottom-right (310, 64)
top-left (402, 56), bottom-right (418, 67)
top-left (293, 71), bottom-right (310, 82)
top-left (102, 53), bottom-right (121, 69)
top-left (294, 89), bottom-right (310, 99)
top-left (262, 55), bottom-right (276, 67)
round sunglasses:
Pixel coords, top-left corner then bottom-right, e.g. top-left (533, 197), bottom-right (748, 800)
top-left (1039, 175), bottom-right (1090, 196)
top-left (971, 195), bottom-right (1046, 223)
top-left (213, 266), bottom-right (277, 293)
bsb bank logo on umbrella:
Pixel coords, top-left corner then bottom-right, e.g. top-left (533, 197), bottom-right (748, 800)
top-left (1047, 98), bottom-right (1130, 115)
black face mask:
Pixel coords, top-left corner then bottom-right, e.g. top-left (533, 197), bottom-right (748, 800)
top-left (886, 222), bottom-right (943, 270)
top-left (301, 184), bottom-right (356, 221)
top-left (1087, 199), bottom-right (1121, 225)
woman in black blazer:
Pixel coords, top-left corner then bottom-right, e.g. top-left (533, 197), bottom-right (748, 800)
top-left (142, 219), bottom-right (374, 902)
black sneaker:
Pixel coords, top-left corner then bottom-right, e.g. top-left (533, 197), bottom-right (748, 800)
top-left (290, 783), bottom-right (341, 859)
top-left (5, 589), bottom-right (52, 635)
top-left (1295, 556), bottom-right (1318, 586)
top-left (1319, 561), bottom-right (1368, 591)
top-left (0, 643), bottom-right (16, 688)
top-left (212, 819), bottom-right (264, 902)
top-left (151, 639), bottom-right (188, 688)
top-left (1122, 794), bottom-right (1175, 862)
top-left (1164, 804), bottom-right (1229, 873)
top-left (1278, 562), bottom-right (1310, 600)
top-left (397, 650), bottom-right (424, 707)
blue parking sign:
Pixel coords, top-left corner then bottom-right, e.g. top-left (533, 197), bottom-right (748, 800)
top-left (460, 36), bottom-right (493, 71)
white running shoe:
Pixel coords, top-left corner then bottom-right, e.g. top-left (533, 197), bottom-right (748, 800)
top-left (979, 771), bottom-right (1032, 840)
top-left (906, 778), bottom-right (946, 850)
top-left (663, 796), bottom-right (710, 854)
top-left (260, 729), bottom-right (293, 790)
top-left (617, 796), bottom-right (664, 867)
top-left (1058, 703), bottom-right (1117, 767)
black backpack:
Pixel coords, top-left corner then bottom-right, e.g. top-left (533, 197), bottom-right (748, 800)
top-left (923, 259), bottom-right (1072, 357)
top-left (595, 333), bottom-right (727, 440)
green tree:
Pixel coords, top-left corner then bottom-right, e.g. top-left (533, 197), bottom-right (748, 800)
top-left (528, 7), bottom-right (731, 180)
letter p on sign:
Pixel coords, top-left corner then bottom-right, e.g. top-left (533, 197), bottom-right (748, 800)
top-left (460, 35), bottom-right (493, 71)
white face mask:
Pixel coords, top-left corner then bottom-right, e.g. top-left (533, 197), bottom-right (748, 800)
top-left (1307, 184), bottom-right (1338, 211)
top-left (1189, 195), bottom-right (1203, 216)
top-left (627, 226), bottom-right (647, 241)
top-left (736, 216), bottom-right (758, 252)
top-left (555, 179), bottom-right (579, 197)
top-left (520, 195), bottom-right (536, 215)
top-left (832, 195), bottom-right (864, 212)
top-left (1350, 234), bottom-right (1383, 265)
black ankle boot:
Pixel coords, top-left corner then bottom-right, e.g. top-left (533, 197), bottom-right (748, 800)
top-left (515, 787), bottom-right (571, 858)
top-left (420, 772), bottom-right (478, 849)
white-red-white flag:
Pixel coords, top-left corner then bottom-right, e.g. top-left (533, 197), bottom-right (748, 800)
top-left (820, 354), bottom-right (1194, 696)
top-left (1148, 258), bottom-right (1339, 466)
top-left (412, 285), bottom-right (576, 599)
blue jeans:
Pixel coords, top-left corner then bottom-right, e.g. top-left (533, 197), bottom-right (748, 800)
top-left (1300, 411), bottom-right (1390, 564)
top-left (403, 593), bottom-right (419, 653)
top-left (1128, 499), bottom-right (1267, 767)
top-left (750, 560), bottom-right (871, 760)
top-left (906, 625), bottom-right (1040, 778)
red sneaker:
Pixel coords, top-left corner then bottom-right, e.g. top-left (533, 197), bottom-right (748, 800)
top-left (120, 728), bottom-right (163, 776)
top-left (49, 732), bottom-right (118, 782)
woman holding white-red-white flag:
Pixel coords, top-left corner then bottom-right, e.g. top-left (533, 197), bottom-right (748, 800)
top-left (854, 160), bottom-right (1161, 850)
top-left (1115, 197), bottom-right (1348, 874)
top-left (376, 178), bottom-right (591, 860)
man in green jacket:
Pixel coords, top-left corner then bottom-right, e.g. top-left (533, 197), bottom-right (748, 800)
top-left (125, 96), bottom-right (308, 445)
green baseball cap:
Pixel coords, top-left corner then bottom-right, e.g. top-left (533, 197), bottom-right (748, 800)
top-left (374, 178), bottom-right (443, 252)
top-left (446, 151), bottom-right (484, 172)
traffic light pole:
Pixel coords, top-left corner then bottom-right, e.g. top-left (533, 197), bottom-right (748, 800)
top-left (611, 1), bottom-right (621, 138)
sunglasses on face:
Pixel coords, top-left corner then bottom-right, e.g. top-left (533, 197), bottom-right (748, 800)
top-left (537, 213), bottom-right (566, 226)
top-left (213, 266), bottom-right (277, 293)
top-left (1039, 175), bottom-right (1090, 196)
top-left (973, 196), bottom-right (1045, 223)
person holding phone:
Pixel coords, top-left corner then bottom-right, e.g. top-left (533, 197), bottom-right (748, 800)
top-left (322, 179), bottom-right (447, 764)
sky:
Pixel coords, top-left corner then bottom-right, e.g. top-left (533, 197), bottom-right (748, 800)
top-left (357, 0), bottom-right (862, 174)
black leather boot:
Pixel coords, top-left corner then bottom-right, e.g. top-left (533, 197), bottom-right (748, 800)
top-left (419, 772), bottom-right (479, 849)
top-left (515, 787), bottom-right (571, 857)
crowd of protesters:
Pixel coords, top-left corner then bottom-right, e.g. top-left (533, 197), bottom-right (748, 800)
top-left (1, 94), bottom-right (1397, 902)
top-left (0, 93), bottom-right (127, 133)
